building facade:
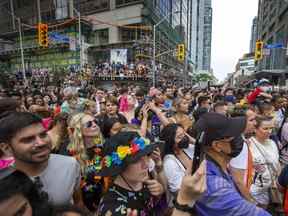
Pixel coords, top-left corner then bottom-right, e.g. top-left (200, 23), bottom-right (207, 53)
top-left (250, 16), bottom-right (257, 53)
top-left (0, 0), bottom-right (87, 73)
top-left (256, 0), bottom-right (288, 84)
top-left (0, 0), bottom-right (193, 85)
top-left (234, 53), bottom-right (255, 86)
top-left (224, 53), bottom-right (255, 87)
top-left (190, 0), bottom-right (212, 72)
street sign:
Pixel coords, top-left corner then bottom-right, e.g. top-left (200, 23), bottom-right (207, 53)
top-left (49, 32), bottom-right (70, 43)
top-left (264, 43), bottom-right (284, 49)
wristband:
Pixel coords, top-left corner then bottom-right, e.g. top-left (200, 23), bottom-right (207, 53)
top-left (173, 199), bottom-right (195, 213)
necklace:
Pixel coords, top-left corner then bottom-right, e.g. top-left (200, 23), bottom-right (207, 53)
top-left (120, 174), bottom-right (137, 192)
top-left (119, 175), bottom-right (147, 203)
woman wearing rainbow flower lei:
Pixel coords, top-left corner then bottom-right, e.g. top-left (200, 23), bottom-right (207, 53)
top-left (68, 112), bottom-right (108, 211)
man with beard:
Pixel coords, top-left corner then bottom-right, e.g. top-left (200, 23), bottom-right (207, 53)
top-left (0, 112), bottom-right (83, 207)
top-left (194, 112), bottom-right (270, 216)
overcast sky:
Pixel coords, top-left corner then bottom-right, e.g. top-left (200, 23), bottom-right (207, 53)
top-left (211, 0), bottom-right (258, 81)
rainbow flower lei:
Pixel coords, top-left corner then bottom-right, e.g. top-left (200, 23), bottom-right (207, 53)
top-left (85, 137), bottom-right (151, 174)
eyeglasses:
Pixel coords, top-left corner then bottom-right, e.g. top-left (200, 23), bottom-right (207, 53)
top-left (83, 119), bottom-right (98, 128)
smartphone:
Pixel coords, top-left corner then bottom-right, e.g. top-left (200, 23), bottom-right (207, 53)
top-left (192, 132), bottom-right (205, 174)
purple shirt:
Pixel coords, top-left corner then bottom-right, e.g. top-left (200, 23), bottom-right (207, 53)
top-left (195, 159), bottom-right (271, 216)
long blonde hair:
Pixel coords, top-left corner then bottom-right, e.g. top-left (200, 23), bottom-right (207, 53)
top-left (68, 113), bottom-right (103, 170)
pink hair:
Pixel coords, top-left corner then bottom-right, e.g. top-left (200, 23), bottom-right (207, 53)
top-left (119, 95), bottom-right (129, 112)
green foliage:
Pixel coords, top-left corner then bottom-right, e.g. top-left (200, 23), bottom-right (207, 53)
top-left (194, 73), bottom-right (214, 82)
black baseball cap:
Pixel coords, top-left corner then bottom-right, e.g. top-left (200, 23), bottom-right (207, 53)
top-left (194, 112), bottom-right (246, 146)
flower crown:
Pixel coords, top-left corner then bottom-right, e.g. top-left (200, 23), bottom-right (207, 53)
top-left (85, 137), bottom-right (151, 174)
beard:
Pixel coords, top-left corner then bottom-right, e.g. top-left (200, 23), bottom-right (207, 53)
top-left (12, 146), bottom-right (51, 164)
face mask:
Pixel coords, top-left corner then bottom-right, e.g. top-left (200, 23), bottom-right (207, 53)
top-left (228, 136), bottom-right (244, 158)
top-left (178, 135), bottom-right (189, 149)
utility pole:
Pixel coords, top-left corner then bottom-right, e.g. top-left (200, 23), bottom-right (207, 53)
top-left (73, 8), bottom-right (82, 72)
top-left (152, 25), bottom-right (156, 87)
top-left (184, 49), bottom-right (189, 87)
top-left (37, 0), bottom-right (41, 23)
top-left (17, 18), bottom-right (26, 84)
top-left (9, 0), bottom-right (15, 30)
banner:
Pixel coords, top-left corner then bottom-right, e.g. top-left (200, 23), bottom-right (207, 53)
top-left (110, 49), bottom-right (127, 65)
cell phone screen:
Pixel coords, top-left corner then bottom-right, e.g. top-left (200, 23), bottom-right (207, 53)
top-left (192, 132), bottom-right (205, 175)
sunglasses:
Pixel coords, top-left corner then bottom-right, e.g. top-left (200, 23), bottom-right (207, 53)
top-left (83, 119), bottom-right (98, 128)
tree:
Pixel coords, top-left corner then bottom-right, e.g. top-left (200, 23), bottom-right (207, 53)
top-left (194, 73), bottom-right (214, 83)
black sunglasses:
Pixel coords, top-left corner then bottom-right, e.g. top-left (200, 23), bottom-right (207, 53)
top-left (83, 119), bottom-right (98, 128)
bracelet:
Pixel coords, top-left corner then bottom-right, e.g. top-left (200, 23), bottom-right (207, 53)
top-left (173, 199), bottom-right (195, 213)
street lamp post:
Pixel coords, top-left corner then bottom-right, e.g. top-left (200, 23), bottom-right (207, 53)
top-left (184, 51), bottom-right (189, 87)
top-left (17, 17), bottom-right (26, 84)
top-left (152, 11), bottom-right (180, 87)
top-left (73, 8), bottom-right (82, 72)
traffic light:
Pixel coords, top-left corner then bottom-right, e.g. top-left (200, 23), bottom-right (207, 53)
top-left (38, 23), bottom-right (48, 47)
top-left (254, 40), bottom-right (264, 61)
top-left (177, 44), bottom-right (185, 62)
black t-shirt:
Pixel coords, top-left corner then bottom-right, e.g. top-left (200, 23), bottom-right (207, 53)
top-left (97, 184), bottom-right (158, 216)
top-left (278, 164), bottom-right (288, 188)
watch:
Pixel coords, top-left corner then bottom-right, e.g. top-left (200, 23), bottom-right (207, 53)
top-left (173, 199), bottom-right (195, 213)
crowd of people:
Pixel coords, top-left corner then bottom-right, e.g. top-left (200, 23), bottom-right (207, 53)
top-left (12, 62), bottom-right (149, 83)
top-left (93, 62), bottom-right (149, 78)
top-left (1, 77), bottom-right (288, 216)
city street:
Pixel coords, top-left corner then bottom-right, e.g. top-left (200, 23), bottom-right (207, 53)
top-left (0, 1), bottom-right (288, 216)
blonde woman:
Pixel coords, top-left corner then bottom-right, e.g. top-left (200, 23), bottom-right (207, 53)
top-left (68, 112), bottom-right (108, 211)
top-left (249, 116), bottom-right (281, 210)
top-left (83, 99), bottom-right (98, 116)
top-left (168, 97), bottom-right (193, 132)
